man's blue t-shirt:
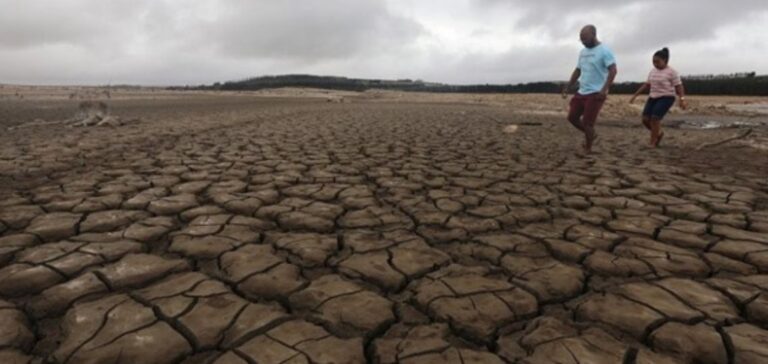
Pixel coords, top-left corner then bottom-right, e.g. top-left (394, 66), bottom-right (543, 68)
top-left (577, 44), bottom-right (616, 95)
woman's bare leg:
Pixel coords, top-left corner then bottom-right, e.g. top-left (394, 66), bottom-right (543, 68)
top-left (642, 116), bottom-right (651, 130)
top-left (650, 118), bottom-right (662, 147)
top-left (653, 118), bottom-right (664, 147)
top-left (642, 116), bottom-right (652, 145)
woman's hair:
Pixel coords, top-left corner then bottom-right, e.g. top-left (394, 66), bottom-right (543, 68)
top-left (654, 47), bottom-right (670, 62)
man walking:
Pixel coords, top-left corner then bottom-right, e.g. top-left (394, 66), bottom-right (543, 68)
top-left (562, 25), bottom-right (618, 153)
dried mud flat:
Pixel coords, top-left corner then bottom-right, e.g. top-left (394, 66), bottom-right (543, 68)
top-left (1, 89), bottom-right (768, 364)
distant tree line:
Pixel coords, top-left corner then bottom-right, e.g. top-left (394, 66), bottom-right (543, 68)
top-left (177, 73), bottom-right (768, 96)
top-left (611, 72), bottom-right (766, 96)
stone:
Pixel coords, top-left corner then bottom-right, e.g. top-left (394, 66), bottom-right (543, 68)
top-left (500, 255), bottom-right (585, 303)
top-left (289, 275), bottom-right (394, 335)
top-left (267, 233), bottom-right (338, 267)
top-left (25, 212), bottom-right (82, 241)
top-left (746, 293), bottom-right (768, 326)
top-left (97, 254), bottom-right (189, 289)
top-left (234, 320), bottom-right (364, 363)
top-left (278, 211), bottom-right (335, 233)
top-left (29, 272), bottom-right (109, 318)
top-left (338, 251), bottom-right (405, 291)
top-left (655, 278), bottom-right (740, 322)
top-left (651, 322), bottom-right (728, 364)
top-left (726, 324), bottom-right (768, 363)
top-left (412, 271), bottom-right (537, 343)
top-left (0, 350), bottom-right (35, 364)
top-left (80, 210), bottom-right (150, 233)
top-left (576, 293), bottom-right (664, 339)
top-left (0, 301), bottom-right (35, 350)
top-left (147, 194), bottom-right (199, 215)
top-left (713, 225), bottom-right (768, 244)
top-left (0, 263), bottom-right (64, 297)
top-left (55, 295), bottom-right (192, 363)
top-left (617, 282), bottom-right (703, 322)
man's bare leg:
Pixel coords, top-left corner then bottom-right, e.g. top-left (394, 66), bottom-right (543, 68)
top-left (581, 95), bottom-right (603, 153)
top-left (584, 125), bottom-right (596, 153)
top-left (568, 112), bottom-right (585, 132)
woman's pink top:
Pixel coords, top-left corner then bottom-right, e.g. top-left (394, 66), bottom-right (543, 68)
top-left (648, 67), bottom-right (682, 98)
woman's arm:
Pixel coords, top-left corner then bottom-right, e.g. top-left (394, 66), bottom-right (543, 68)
top-left (629, 83), bottom-right (649, 103)
top-left (675, 84), bottom-right (687, 110)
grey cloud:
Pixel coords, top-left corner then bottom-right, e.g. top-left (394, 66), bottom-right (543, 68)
top-left (610, 2), bottom-right (768, 52)
top-left (196, 1), bottom-right (424, 60)
top-left (0, 0), bottom-right (141, 49)
top-left (477, 0), bottom-right (768, 46)
top-left (0, 0), bottom-right (425, 84)
top-left (0, 1), bottom-right (423, 60)
top-left (0, 0), bottom-right (766, 85)
top-left (442, 45), bottom-right (578, 84)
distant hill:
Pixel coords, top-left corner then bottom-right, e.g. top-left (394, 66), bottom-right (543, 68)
top-left (210, 74), bottom-right (439, 92)
top-left (180, 73), bottom-right (768, 96)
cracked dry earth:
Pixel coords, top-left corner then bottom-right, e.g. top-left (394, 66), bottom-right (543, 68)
top-left (1, 96), bottom-right (768, 364)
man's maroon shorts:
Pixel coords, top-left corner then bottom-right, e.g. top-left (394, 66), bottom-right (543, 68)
top-left (568, 93), bottom-right (605, 128)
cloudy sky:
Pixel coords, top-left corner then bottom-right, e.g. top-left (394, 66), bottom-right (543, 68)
top-left (2, 0), bottom-right (767, 85)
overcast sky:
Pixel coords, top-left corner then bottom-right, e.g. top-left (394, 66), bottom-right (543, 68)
top-left (2, 0), bottom-right (767, 85)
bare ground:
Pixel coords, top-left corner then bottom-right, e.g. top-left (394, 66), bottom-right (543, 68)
top-left (1, 89), bottom-right (767, 363)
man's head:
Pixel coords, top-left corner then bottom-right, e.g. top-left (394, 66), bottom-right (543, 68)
top-left (580, 25), bottom-right (598, 48)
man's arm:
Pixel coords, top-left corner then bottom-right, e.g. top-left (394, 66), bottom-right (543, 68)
top-left (599, 64), bottom-right (617, 99)
top-left (562, 68), bottom-right (581, 99)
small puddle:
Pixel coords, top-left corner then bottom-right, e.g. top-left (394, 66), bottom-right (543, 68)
top-left (726, 103), bottom-right (768, 115)
top-left (667, 116), bottom-right (768, 130)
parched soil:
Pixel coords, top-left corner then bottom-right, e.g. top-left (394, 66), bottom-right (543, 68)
top-left (1, 93), bottom-right (767, 364)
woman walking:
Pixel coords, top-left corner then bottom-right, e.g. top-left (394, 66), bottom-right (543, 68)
top-left (630, 48), bottom-right (688, 147)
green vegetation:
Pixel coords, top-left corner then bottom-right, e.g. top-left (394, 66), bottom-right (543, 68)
top-left (182, 73), bottom-right (768, 96)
